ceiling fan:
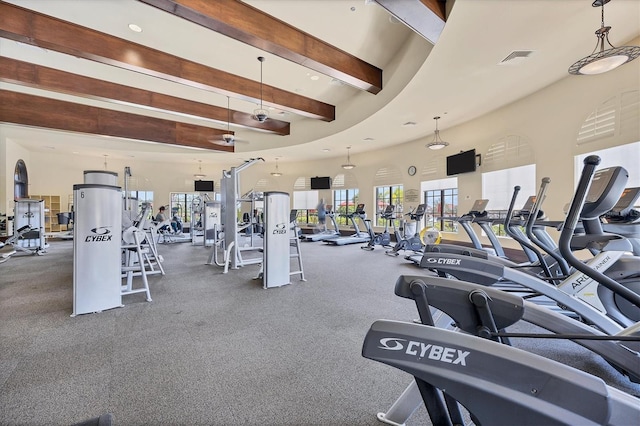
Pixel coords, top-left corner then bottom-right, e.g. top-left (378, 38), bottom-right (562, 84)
top-left (211, 96), bottom-right (249, 147)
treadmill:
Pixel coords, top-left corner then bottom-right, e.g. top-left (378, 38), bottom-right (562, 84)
top-left (324, 203), bottom-right (371, 246)
top-left (300, 204), bottom-right (341, 242)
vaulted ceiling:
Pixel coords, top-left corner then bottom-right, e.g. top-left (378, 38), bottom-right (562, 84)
top-left (1, 0), bottom-right (639, 165)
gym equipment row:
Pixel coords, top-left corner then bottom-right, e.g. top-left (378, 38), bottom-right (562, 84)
top-left (324, 203), bottom-right (371, 246)
top-left (417, 161), bottom-right (640, 330)
top-left (364, 156), bottom-right (640, 424)
top-left (300, 202), bottom-right (436, 256)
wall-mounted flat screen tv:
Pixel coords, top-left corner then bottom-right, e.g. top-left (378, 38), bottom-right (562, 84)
top-left (194, 180), bottom-right (214, 192)
top-left (310, 176), bottom-right (332, 190)
top-left (446, 149), bottom-right (477, 176)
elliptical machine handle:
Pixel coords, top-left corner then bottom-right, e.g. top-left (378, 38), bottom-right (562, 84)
top-left (524, 178), bottom-right (549, 234)
top-left (559, 155), bottom-right (640, 309)
top-left (504, 185), bottom-right (554, 278)
top-left (526, 177), bottom-right (571, 276)
top-left (529, 178), bottom-right (550, 224)
top-left (503, 186), bottom-right (521, 238)
top-left (562, 155), bottom-right (600, 235)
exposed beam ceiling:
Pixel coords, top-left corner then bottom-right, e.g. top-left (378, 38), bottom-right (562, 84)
top-left (2, 1), bottom-right (638, 165)
top-left (0, 1), bottom-right (336, 121)
top-left (0, 56), bottom-right (290, 136)
top-left (0, 90), bottom-right (234, 152)
top-left (138, 0), bottom-right (383, 94)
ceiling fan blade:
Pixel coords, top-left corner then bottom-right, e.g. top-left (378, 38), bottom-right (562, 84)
top-left (209, 135), bottom-right (250, 146)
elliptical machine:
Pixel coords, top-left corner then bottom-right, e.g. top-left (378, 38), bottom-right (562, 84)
top-left (361, 204), bottom-right (395, 251)
top-left (418, 156), bottom-right (640, 331)
top-left (386, 204), bottom-right (426, 256)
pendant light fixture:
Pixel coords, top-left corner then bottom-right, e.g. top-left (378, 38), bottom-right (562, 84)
top-left (270, 157), bottom-right (283, 177)
top-left (341, 146), bottom-right (356, 170)
top-left (568, 0), bottom-right (640, 75)
top-left (193, 160), bottom-right (206, 180)
top-left (426, 116), bottom-right (449, 150)
top-left (253, 56), bottom-right (269, 122)
top-left (222, 96), bottom-right (235, 145)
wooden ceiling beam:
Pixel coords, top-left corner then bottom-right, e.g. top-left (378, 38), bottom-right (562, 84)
top-left (0, 2), bottom-right (335, 121)
top-left (420, 0), bottom-right (447, 21)
top-left (0, 90), bottom-right (234, 152)
top-left (137, 0), bottom-right (383, 94)
top-left (374, 0), bottom-right (446, 45)
top-left (0, 57), bottom-right (290, 136)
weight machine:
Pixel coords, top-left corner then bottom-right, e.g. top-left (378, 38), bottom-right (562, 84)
top-left (217, 158), bottom-right (265, 270)
top-left (1, 199), bottom-right (48, 263)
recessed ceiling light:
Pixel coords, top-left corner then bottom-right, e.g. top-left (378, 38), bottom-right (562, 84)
top-left (402, 121), bottom-right (417, 127)
top-left (388, 16), bottom-right (401, 24)
top-left (363, 137), bottom-right (374, 141)
top-left (128, 23), bottom-right (143, 33)
top-left (322, 148), bottom-right (330, 152)
top-left (310, 75), bottom-right (319, 81)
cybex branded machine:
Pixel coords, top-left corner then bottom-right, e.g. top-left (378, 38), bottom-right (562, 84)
top-left (263, 191), bottom-right (291, 288)
top-left (72, 182), bottom-right (123, 316)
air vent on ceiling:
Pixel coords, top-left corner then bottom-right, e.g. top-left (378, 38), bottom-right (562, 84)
top-left (498, 50), bottom-right (535, 65)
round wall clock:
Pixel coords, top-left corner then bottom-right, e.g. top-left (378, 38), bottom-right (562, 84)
top-left (408, 165), bottom-right (417, 176)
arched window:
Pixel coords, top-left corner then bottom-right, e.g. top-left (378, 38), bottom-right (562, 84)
top-left (576, 90), bottom-right (639, 146)
top-left (293, 177), bottom-right (309, 190)
top-left (483, 134), bottom-right (535, 172)
top-left (14, 159), bottom-right (28, 199)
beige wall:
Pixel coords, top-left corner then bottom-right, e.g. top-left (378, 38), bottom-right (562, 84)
top-left (2, 41), bottom-right (639, 249)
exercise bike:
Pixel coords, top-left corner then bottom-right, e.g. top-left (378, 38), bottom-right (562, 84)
top-left (386, 204), bottom-right (426, 256)
top-left (361, 204), bottom-right (395, 251)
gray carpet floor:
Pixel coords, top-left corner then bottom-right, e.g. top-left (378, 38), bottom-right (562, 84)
top-left (1, 238), bottom-right (639, 425)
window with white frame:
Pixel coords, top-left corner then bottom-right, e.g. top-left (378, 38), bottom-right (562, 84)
top-left (127, 190), bottom-right (154, 218)
top-left (482, 164), bottom-right (536, 236)
top-left (574, 141), bottom-right (640, 189)
top-left (374, 185), bottom-right (403, 226)
top-left (333, 189), bottom-right (360, 226)
top-left (170, 192), bottom-right (200, 224)
top-left (422, 177), bottom-right (458, 232)
top-left (293, 190), bottom-right (319, 225)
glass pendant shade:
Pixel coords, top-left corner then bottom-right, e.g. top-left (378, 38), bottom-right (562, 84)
top-left (568, 2), bottom-right (640, 75)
